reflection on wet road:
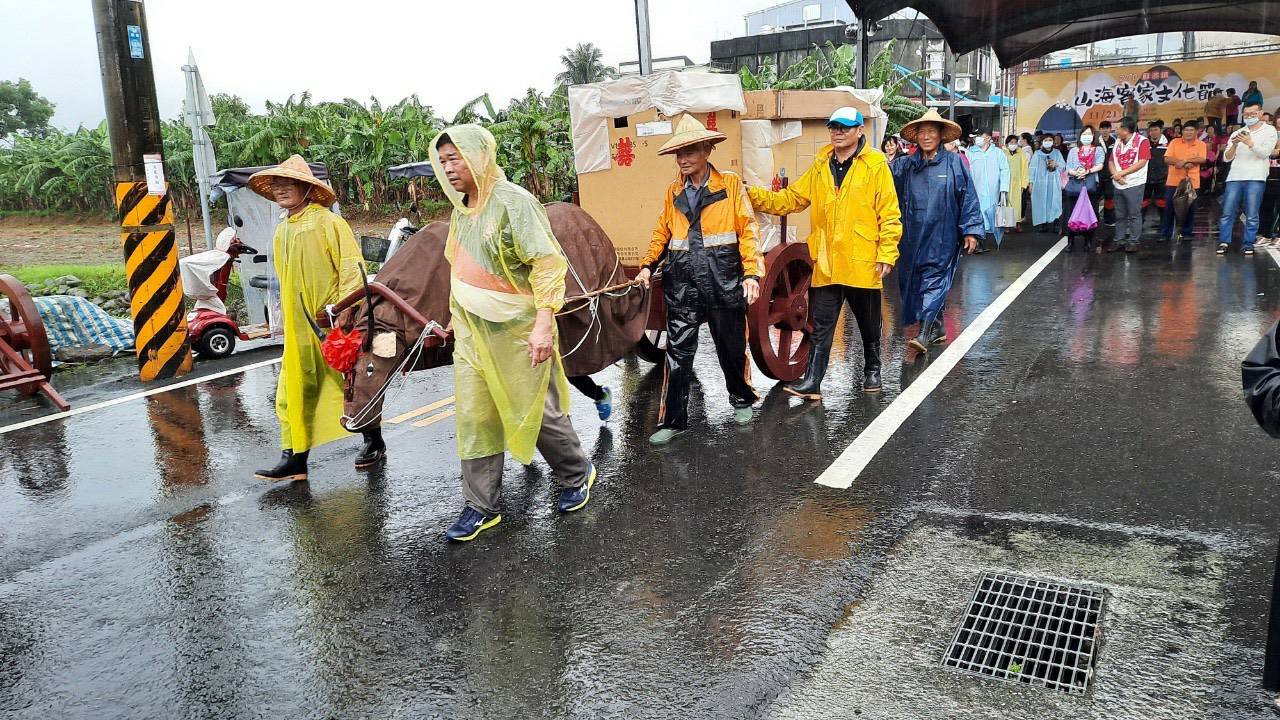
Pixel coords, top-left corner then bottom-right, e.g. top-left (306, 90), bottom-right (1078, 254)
top-left (3, 233), bottom-right (1280, 718)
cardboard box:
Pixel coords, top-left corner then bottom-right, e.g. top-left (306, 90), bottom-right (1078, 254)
top-left (577, 108), bottom-right (743, 266)
top-left (743, 89), bottom-right (877, 121)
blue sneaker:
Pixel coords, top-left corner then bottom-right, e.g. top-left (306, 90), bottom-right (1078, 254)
top-left (445, 506), bottom-right (502, 542)
top-left (595, 387), bottom-right (613, 422)
top-left (557, 464), bottom-right (597, 513)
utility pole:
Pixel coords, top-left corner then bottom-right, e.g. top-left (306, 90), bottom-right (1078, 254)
top-left (93, 0), bottom-right (193, 381)
top-left (635, 0), bottom-right (653, 76)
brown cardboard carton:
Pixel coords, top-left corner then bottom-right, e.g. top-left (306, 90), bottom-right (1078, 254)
top-left (743, 89), bottom-right (876, 121)
top-left (577, 108), bottom-right (743, 266)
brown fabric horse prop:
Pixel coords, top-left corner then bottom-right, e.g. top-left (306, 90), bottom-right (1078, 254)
top-left (340, 202), bottom-right (650, 428)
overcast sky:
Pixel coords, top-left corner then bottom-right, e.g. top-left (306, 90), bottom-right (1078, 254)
top-left (0, 0), bottom-right (777, 130)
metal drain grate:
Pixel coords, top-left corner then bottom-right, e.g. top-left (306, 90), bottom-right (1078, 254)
top-left (943, 572), bottom-right (1104, 694)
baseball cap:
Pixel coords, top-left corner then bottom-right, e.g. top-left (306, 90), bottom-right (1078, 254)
top-left (827, 107), bottom-right (864, 128)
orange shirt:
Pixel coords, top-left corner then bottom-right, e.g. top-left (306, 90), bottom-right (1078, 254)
top-left (1165, 138), bottom-right (1208, 188)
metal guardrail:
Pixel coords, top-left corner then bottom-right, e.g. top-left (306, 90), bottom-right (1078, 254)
top-left (1025, 42), bottom-right (1280, 74)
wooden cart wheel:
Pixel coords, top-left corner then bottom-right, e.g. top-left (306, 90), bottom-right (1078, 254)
top-left (0, 274), bottom-right (53, 393)
top-left (747, 243), bottom-right (813, 382)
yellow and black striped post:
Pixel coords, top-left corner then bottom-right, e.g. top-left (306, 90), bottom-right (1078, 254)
top-left (116, 181), bottom-right (193, 380)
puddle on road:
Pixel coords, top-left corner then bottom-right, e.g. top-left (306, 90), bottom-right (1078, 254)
top-left (768, 515), bottom-right (1270, 719)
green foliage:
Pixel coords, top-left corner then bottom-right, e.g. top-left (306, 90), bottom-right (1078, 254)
top-left (0, 78), bottom-right (56, 139)
top-left (210, 93), bottom-right (251, 123)
top-left (736, 41), bottom-right (927, 134)
top-left (0, 263), bottom-right (127, 297)
top-left (555, 43), bottom-right (616, 88)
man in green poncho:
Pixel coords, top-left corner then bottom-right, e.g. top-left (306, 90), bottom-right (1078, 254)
top-left (429, 125), bottom-right (596, 542)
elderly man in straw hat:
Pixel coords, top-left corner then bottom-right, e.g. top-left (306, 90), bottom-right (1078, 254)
top-left (635, 114), bottom-right (761, 445)
top-left (747, 106), bottom-right (901, 398)
top-left (892, 109), bottom-right (984, 354)
top-left (429, 125), bottom-right (596, 542)
top-left (249, 155), bottom-right (371, 482)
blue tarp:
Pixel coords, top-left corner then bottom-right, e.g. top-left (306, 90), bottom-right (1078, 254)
top-left (32, 296), bottom-right (134, 354)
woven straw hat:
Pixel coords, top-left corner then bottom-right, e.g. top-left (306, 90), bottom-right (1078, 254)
top-left (658, 114), bottom-right (727, 155)
top-left (247, 154), bottom-right (336, 207)
top-left (899, 108), bottom-right (963, 145)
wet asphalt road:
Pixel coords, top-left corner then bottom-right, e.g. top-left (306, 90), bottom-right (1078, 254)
top-left (4, 211), bottom-right (1280, 718)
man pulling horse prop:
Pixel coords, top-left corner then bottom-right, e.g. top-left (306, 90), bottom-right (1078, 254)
top-left (292, 125), bottom-right (650, 541)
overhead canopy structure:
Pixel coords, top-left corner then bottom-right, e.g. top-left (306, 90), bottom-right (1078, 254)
top-left (847, 1), bottom-right (1280, 66)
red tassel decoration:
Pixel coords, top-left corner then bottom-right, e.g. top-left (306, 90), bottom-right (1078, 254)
top-left (321, 327), bottom-right (364, 373)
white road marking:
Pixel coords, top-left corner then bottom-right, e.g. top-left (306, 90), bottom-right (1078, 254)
top-left (814, 238), bottom-right (1067, 489)
top-left (0, 356), bottom-right (282, 436)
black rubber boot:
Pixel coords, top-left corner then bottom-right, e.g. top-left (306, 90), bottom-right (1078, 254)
top-left (255, 449), bottom-right (309, 482)
top-left (862, 340), bottom-right (883, 393)
top-left (784, 342), bottom-right (831, 400)
top-left (355, 427), bottom-right (387, 470)
top-left (930, 317), bottom-right (947, 345)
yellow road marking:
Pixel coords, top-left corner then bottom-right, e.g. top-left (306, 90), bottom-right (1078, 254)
top-left (387, 396), bottom-right (455, 424)
top-left (412, 408), bottom-right (456, 427)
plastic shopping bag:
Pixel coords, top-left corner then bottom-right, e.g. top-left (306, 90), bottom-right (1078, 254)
top-left (996, 203), bottom-right (1016, 228)
top-left (1067, 189), bottom-right (1098, 233)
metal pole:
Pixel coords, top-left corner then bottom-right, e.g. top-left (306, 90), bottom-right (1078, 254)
top-left (855, 17), bottom-right (869, 88)
top-left (634, 0), bottom-right (653, 76)
top-left (947, 52), bottom-right (957, 121)
top-left (94, 0), bottom-right (193, 381)
top-left (182, 62), bottom-right (214, 250)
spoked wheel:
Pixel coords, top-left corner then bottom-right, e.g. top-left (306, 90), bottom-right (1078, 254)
top-left (747, 243), bottom-right (813, 382)
top-left (634, 329), bottom-right (668, 364)
top-left (0, 274), bottom-right (53, 394)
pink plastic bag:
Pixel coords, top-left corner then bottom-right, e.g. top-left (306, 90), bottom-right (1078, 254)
top-left (1067, 189), bottom-right (1098, 232)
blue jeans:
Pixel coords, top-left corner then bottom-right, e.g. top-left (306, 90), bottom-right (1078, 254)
top-left (1219, 180), bottom-right (1266, 248)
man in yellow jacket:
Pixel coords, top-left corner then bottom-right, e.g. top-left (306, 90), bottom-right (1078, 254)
top-left (636, 114), bottom-right (762, 445)
top-left (747, 107), bottom-right (902, 397)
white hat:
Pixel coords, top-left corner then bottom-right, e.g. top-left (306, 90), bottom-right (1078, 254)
top-left (827, 106), bottom-right (864, 128)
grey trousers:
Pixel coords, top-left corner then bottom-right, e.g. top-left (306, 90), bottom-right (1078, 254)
top-left (461, 380), bottom-right (590, 515)
top-left (1114, 183), bottom-right (1145, 245)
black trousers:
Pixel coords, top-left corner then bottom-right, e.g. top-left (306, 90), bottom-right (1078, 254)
top-left (809, 285), bottom-right (882, 368)
top-left (568, 375), bottom-right (605, 402)
top-left (658, 304), bottom-right (758, 430)
top-left (1267, 535), bottom-right (1280, 691)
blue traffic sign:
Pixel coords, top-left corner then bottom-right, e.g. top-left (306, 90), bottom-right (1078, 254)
top-left (127, 25), bottom-right (144, 59)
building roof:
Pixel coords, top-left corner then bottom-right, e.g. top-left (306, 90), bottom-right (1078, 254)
top-left (845, 1), bottom-right (1280, 65)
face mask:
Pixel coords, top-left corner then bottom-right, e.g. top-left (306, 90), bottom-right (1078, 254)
top-left (1008, 142), bottom-right (1018, 150)
top-left (1246, 116), bottom-right (1261, 127)
top-left (980, 137), bottom-right (991, 148)
top-left (1041, 140), bottom-right (1054, 150)
top-left (1080, 133), bottom-right (1093, 145)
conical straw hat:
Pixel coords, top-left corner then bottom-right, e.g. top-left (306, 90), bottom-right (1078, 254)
top-left (899, 108), bottom-right (963, 145)
top-left (658, 114), bottom-right (727, 155)
top-left (247, 154), bottom-right (337, 207)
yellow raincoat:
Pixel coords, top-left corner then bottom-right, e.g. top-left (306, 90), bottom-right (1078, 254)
top-left (273, 203), bottom-right (364, 451)
top-left (747, 143), bottom-right (902, 289)
top-left (428, 124), bottom-right (570, 464)
top-left (1004, 146), bottom-right (1030, 220)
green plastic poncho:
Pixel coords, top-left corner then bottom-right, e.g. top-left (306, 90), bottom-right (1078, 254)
top-left (273, 203), bottom-right (364, 451)
top-left (428, 124), bottom-right (570, 464)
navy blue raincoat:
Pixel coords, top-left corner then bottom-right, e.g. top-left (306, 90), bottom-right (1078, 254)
top-left (892, 148), bottom-right (985, 327)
